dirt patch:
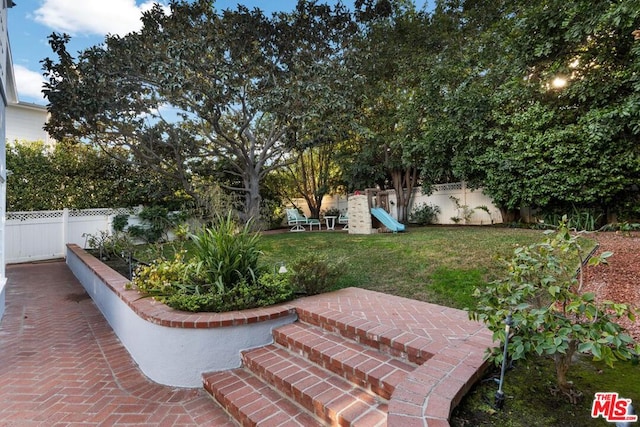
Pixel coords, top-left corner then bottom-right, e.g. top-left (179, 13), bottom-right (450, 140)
top-left (86, 250), bottom-right (134, 279)
top-left (582, 231), bottom-right (640, 341)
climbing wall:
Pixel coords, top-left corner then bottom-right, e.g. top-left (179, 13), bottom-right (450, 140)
top-left (347, 195), bottom-right (375, 235)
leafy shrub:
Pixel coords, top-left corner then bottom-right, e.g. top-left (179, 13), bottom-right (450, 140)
top-left (191, 183), bottom-right (241, 225)
top-left (470, 218), bottom-right (639, 399)
top-left (164, 272), bottom-right (293, 312)
top-left (129, 251), bottom-right (200, 296)
top-left (539, 206), bottom-right (604, 231)
top-left (85, 229), bottom-right (135, 260)
top-left (130, 213), bottom-right (295, 312)
top-left (290, 253), bottom-right (342, 295)
top-left (409, 203), bottom-right (441, 225)
top-left (260, 199), bottom-right (286, 230)
top-left (190, 213), bottom-right (262, 292)
top-left (128, 206), bottom-right (186, 243)
top-left (599, 221), bottom-right (640, 233)
top-left (112, 213), bottom-right (130, 233)
top-left (131, 256), bottom-right (293, 312)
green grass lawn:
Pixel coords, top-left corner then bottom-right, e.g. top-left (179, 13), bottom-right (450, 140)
top-left (258, 225), bottom-right (542, 310)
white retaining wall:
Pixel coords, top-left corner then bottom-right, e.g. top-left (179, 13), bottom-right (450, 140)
top-left (66, 246), bottom-right (297, 387)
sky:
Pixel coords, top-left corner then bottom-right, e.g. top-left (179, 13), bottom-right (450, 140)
top-left (9, 0), bottom-right (431, 106)
top-left (7, 0), bottom-right (338, 105)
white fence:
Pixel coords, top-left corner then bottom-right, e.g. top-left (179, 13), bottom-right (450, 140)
top-left (6, 207), bottom-right (139, 264)
top-left (410, 182), bottom-right (502, 225)
top-left (7, 183), bottom-right (500, 263)
top-left (291, 182), bottom-right (502, 225)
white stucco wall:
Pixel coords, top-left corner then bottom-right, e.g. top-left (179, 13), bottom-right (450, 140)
top-left (66, 247), bottom-right (297, 387)
top-left (292, 183), bottom-right (502, 227)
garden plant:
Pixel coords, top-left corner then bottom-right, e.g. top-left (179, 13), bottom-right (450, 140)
top-left (130, 214), bottom-right (295, 312)
top-left (470, 219), bottom-right (639, 402)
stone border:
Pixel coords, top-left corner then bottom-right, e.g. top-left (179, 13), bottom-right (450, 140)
top-left (66, 244), bottom-right (297, 387)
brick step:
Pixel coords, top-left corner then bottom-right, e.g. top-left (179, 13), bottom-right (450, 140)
top-left (296, 306), bottom-right (435, 365)
top-left (242, 344), bottom-right (388, 427)
top-left (273, 322), bottom-right (414, 400)
top-left (203, 368), bottom-right (323, 427)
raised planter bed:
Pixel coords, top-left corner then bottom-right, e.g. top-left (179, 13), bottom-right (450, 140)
top-left (65, 244), bottom-right (298, 387)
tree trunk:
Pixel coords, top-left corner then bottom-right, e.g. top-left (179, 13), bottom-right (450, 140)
top-left (554, 340), bottom-right (578, 400)
top-left (499, 206), bottom-right (520, 223)
top-left (243, 170), bottom-right (262, 227)
top-left (390, 168), bottom-right (418, 224)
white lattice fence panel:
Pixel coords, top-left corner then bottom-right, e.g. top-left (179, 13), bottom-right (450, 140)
top-left (7, 210), bottom-right (64, 221)
top-left (6, 212), bottom-right (65, 263)
top-left (6, 207), bottom-right (140, 263)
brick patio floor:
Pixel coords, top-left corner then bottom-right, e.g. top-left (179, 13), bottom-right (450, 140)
top-left (0, 261), bottom-right (235, 427)
top-left (1, 259), bottom-right (493, 426)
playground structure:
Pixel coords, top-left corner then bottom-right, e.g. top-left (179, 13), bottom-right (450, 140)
top-left (347, 189), bottom-right (405, 235)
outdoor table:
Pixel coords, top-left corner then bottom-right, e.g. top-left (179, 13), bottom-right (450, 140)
top-left (324, 216), bottom-right (337, 230)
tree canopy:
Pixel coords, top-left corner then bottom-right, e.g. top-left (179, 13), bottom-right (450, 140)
top-left (440, 0), bottom-right (640, 221)
top-left (341, 0), bottom-right (640, 223)
top-left (43, 0), bottom-right (355, 224)
top-left (41, 0), bottom-right (640, 223)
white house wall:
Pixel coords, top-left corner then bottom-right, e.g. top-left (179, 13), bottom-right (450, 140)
top-left (0, 0), bottom-right (15, 321)
top-left (6, 102), bottom-right (51, 144)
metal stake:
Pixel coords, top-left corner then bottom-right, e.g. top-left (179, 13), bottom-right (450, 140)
top-left (495, 313), bottom-right (513, 409)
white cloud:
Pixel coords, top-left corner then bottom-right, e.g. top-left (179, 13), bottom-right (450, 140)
top-left (33, 0), bottom-right (167, 37)
top-left (14, 65), bottom-right (47, 101)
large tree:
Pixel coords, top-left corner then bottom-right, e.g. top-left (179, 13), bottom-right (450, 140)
top-left (441, 0), bottom-right (640, 222)
top-left (342, 1), bottom-right (434, 222)
top-left (282, 144), bottom-right (340, 218)
top-left (42, 0), bottom-right (354, 224)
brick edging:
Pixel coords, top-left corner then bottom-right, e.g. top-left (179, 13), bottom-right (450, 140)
top-left (66, 244), bottom-right (297, 328)
top-left (388, 346), bottom-right (491, 426)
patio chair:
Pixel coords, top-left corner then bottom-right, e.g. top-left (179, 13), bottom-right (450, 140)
top-left (286, 208), bottom-right (321, 232)
top-left (338, 212), bottom-right (349, 230)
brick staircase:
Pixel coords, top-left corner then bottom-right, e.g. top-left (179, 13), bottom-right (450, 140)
top-left (204, 313), bottom-right (408, 426)
top-left (203, 289), bottom-right (493, 427)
